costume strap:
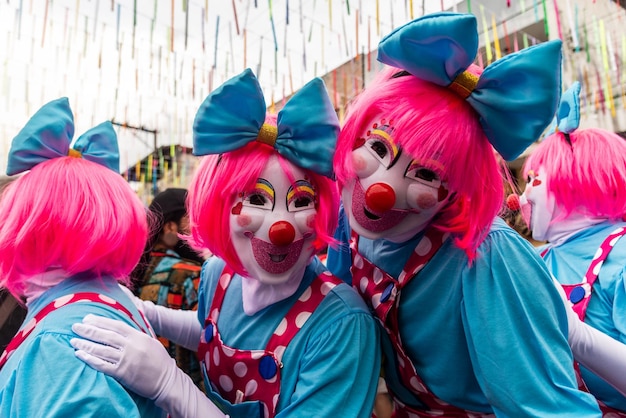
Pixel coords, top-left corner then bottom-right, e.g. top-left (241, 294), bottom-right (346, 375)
top-left (376, 11), bottom-right (563, 161)
top-left (0, 292), bottom-right (153, 369)
top-left (192, 68), bottom-right (339, 178)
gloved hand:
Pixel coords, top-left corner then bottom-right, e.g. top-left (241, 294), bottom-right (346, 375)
top-left (553, 278), bottom-right (626, 397)
top-left (71, 314), bottom-right (228, 418)
top-left (118, 284), bottom-right (202, 351)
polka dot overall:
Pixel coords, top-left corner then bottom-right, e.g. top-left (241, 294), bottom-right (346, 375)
top-left (350, 229), bottom-right (494, 418)
top-left (0, 292), bottom-right (154, 369)
top-left (544, 226), bottom-right (626, 417)
top-left (197, 266), bottom-right (343, 418)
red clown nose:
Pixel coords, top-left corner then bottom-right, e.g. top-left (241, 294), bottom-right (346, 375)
top-left (268, 221), bottom-right (296, 246)
top-left (506, 194), bottom-right (521, 212)
top-left (365, 183), bottom-right (396, 213)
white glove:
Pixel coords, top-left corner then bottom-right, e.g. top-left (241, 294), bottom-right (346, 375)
top-left (118, 284), bottom-right (202, 351)
top-left (553, 278), bottom-right (626, 397)
top-left (71, 314), bottom-right (228, 418)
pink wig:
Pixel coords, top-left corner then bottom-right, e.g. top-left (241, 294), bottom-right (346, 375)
top-left (523, 128), bottom-right (626, 220)
top-left (187, 116), bottom-right (339, 277)
top-left (334, 66), bottom-right (505, 259)
top-left (0, 157), bottom-right (148, 297)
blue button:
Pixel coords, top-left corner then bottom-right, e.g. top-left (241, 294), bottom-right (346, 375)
top-left (204, 323), bottom-right (214, 342)
top-left (381, 283), bottom-right (395, 303)
top-left (259, 355), bottom-right (278, 379)
top-left (569, 286), bottom-right (585, 304)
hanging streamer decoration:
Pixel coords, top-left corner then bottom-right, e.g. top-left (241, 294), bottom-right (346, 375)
top-left (480, 5), bottom-right (493, 63)
top-left (502, 19), bottom-right (511, 54)
top-left (232, 0), bottom-right (240, 35)
top-left (552, 0), bottom-right (562, 40)
top-left (170, 0), bottom-right (175, 52)
top-left (491, 14), bottom-right (501, 60)
top-left (213, 15), bottom-right (220, 69)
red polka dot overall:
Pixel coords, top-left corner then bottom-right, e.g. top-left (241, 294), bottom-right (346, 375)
top-left (0, 292), bottom-right (154, 369)
top-left (350, 229), bottom-right (494, 418)
top-left (197, 266), bottom-right (343, 418)
top-left (543, 226), bottom-right (626, 417)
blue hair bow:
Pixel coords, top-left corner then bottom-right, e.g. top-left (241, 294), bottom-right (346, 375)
top-left (193, 68), bottom-right (339, 178)
top-left (546, 81), bottom-right (581, 136)
top-left (7, 97), bottom-right (120, 175)
top-left (377, 12), bottom-right (563, 161)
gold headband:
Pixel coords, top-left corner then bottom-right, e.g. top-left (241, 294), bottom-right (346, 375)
top-left (448, 71), bottom-right (479, 99)
top-left (256, 123), bottom-right (278, 147)
top-left (67, 148), bottom-right (82, 158)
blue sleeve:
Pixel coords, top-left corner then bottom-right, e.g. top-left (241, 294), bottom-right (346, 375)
top-left (276, 307), bottom-right (381, 418)
top-left (461, 226), bottom-right (601, 417)
top-left (326, 205), bottom-right (353, 285)
top-left (0, 332), bottom-right (158, 418)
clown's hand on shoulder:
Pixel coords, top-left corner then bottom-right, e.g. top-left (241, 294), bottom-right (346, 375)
top-left (71, 314), bottom-right (228, 418)
top-left (553, 278), bottom-right (626, 397)
top-left (119, 284), bottom-right (201, 351)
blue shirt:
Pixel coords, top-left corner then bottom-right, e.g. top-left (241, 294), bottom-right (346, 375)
top-left (196, 256), bottom-right (381, 418)
top-left (540, 221), bottom-right (626, 411)
top-left (327, 206), bottom-right (601, 417)
top-left (0, 275), bottom-right (166, 418)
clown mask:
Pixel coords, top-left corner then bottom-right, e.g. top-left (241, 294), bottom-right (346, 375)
top-left (342, 120), bottom-right (451, 243)
top-left (519, 167), bottom-right (557, 242)
top-left (229, 155), bottom-right (317, 287)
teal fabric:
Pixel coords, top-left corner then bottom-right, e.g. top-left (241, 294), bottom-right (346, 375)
top-left (540, 221), bottom-right (626, 410)
top-left (0, 276), bottom-right (166, 418)
top-left (192, 68), bottom-right (339, 178)
top-left (7, 97), bottom-right (119, 175)
top-left (546, 81), bottom-right (581, 135)
top-left (196, 257), bottom-right (381, 418)
top-left (376, 12), bottom-right (563, 162)
top-left (328, 210), bottom-right (602, 417)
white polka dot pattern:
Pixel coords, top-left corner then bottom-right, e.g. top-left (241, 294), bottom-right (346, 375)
top-left (1, 292), bottom-right (152, 369)
top-left (562, 226), bottom-right (626, 322)
top-left (349, 229), bottom-right (493, 416)
top-left (197, 265), bottom-right (344, 418)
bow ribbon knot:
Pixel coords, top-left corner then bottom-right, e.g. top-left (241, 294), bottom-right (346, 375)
top-left (7, 97), bottom-right (120, 175)
top-left (193, 68), bottom-right (339, 178)
top-left (376, 12), bottom-right (563, 161)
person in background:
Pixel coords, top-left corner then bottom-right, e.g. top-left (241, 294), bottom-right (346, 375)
top-left (0, 176), bottom-right (27, 353)
top-left (0, 97), bottom-right (166, 417)
top-left (517, 81), bottom-right (626, 413)
top-left (326, 12), bottom-right (602, 416)
top-left (70, 69), bottom-right (380, 418)
top-left (132, 187), bottom-right (205, 390)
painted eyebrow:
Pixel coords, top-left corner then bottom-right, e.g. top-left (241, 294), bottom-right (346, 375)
top-left (369, 128), bottom-right (402, 168)
top-left (250, 178), bottom-right (275, 209)
top-left (404, 159), bottom-right (445, 176)
top-left (287, 180), bottom-right (315, 203)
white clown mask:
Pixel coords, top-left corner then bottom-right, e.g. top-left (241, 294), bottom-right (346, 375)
top-left (520, 167), bottom-right (557, 242)
top-left (343, 120), bottom-right (451, 243)
top-left (229, 155), bottom-right (317, 286)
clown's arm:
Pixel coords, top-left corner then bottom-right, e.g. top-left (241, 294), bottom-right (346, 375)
top-left (119, 284), bottom-right (202, 351)
top-left (70, 314), bottom-right (228, 418)
top-left (553, 278), bottom-right (626, 397)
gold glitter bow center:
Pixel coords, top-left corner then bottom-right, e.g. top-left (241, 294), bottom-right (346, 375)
top-left (448, 71), bottom-right (479, 99)
top-left (256, 123), bottom-right (278, 147)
